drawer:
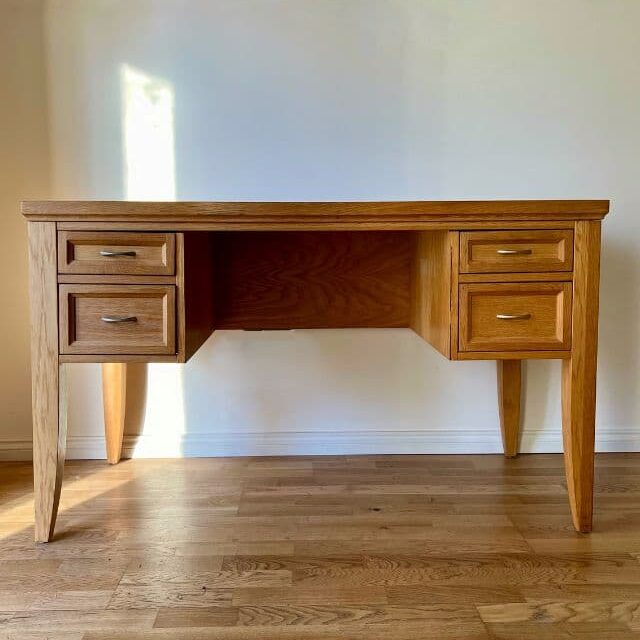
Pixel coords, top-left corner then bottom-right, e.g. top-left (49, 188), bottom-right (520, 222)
top-left (59, 285), bottom-right (176, 354)
top-left (459, 282), bottom-right (572, 352)
top-left (460, 230), bottom-right (573, 273)
top-left (58, 232), bottom-right (175, 275)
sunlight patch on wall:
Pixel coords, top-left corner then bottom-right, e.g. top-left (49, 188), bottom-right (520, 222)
top-left (121, 64), bottom-right (185, 456)
top-left (121, 64), bottom-right (176, 201)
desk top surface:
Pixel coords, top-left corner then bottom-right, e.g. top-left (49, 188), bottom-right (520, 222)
top-left (22, 200), bottom-right (609, 228)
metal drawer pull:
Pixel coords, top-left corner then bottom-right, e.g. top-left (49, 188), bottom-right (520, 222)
top-left (101, 315), bottom-right (138, 323)
top-left (100, 250), bottom-right (137, 257)
top-left (496, 313), bottom-right (531, 321)
top-left (496, 248), bottom-right (532, 255)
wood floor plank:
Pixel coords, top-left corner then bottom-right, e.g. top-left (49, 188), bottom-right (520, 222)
top-left (0, 633), bottom-right (85, 640)
top-left (386, 584), bottom-right (524, 605)
top-left (231, 586), bottom-right (388, 607)
top-left (0, 609), bottom-right (157, 631)
top-left (155, 603), bottom-right (480, 628)
top-left (478, 600), bottom-right (640, 625)
top-left (0, 454), bottom-right (639, 638)
top-left (119, 568), bottom-right (290, 589)
top-left (83, 620), bottom-right (491, 639)
top-left (485, 621), bottom-right (640, 639)
top-left (107, 585), bottom-right (233, 610)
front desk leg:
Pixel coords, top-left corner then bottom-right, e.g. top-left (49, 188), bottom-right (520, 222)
top-left (29, 222), bottom-right (68, 543)
top-left (497, 360), bottom-right (522, 458)
top-left (562, 220), bottom-right (601, 533)
top-left (102, 363), bottom-right (127, 464)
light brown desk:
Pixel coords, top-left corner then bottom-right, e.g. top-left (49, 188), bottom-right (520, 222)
top-left (22, 200), bottom-right (609, 541)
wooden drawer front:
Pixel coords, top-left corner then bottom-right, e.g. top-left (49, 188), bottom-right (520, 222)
top-left (459, 283), bottom-right (572, 352)
top-left (58, 232), bottom-right (175, 275)
top-left (60, 285), bottom-right (175, 354)
top-left (460, 230), bottom-right (573, 273)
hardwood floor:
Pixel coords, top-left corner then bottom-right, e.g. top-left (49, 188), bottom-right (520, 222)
top-left (1, 454), bottom-right (640, 639)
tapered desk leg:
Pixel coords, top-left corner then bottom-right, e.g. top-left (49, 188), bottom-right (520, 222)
top-left (562, 220), bottom-right (601, 533)
top-left (497, 360), bottom-right (522, 458)
top-left (102, 363), bottom-right (127, 464)
top-left (29, 222), bottom-right (68, 543)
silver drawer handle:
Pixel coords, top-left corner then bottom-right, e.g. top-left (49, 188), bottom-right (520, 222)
top-left (496, 313), bottom-right (531, 321)
top-left (101, 315), bottom-right (137, 323)
top-left (100, 250), bottom-right (137, 257)
top-left (496, 248), bottom-right (532, 255)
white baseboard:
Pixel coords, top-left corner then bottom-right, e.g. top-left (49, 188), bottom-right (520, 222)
top-left (1, 428), bottom-right (639, 461)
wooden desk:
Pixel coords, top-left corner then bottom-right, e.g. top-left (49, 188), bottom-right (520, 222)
top-left (22, 200), bottom-right (610, 541)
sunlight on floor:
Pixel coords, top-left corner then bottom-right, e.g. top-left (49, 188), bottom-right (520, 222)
top-left (0, 464), bottom-right (140, 540)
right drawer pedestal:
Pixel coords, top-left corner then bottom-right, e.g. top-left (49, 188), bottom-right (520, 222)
top-left (456, 229), bottom-right (574, 358)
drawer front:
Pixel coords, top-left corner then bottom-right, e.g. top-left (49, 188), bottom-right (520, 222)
top-left (60, 285), bottom-right (176, 354)
top-left (58, 232), bottom-right (175, 275)
top-left (459, 282), bottom-right (572, 352)
top-left (460, 230), bottom-right (573, 273)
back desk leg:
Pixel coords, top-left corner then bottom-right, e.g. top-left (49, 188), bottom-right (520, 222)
top-left (497, 360), bottom-right (522, 458)
top-left (102, 363), bottom-right (127, 464)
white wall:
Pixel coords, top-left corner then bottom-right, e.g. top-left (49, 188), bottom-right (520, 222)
top-left (3, 0), bottom-right (639, 458)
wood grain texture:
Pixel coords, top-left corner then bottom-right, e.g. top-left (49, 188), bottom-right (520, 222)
top-left (497, 360), bottom-right (522, 458)
top-left (22, 199), bottom-right (610, 224)
top-left (59, 354), bottom-right (180, 364)
top-left (1, 454), bottom-right (640, 638)
top-left (28, 221), bottom-right (67, 543)
top-left (177, 232), bottom-right (216, 361)
top-left (58, 231), bottom-right (175, 275)
top-left (59, 284), bottom-right (176, 355)
top-left (460, 230), bottom-right (573, 273)
top-left (58, 274), bottom-right (177, 285)
top-left (458, 271), bottom-right (573, 283)
top-left (449, 234), bottom-right (461, 359)
top-left (102, 363), bottom-right (127, 464)
top-left (55, 219), bottom-right (581, 232)
top-left (459, 282), bottom-right (572, 352)
top-left (562, 220), bottom-right (602, 533)
top-left (410, 231), bottom-right (454, 357)
top-left (212, 232), bottom-right (411, 329)
top-left (457, 350), bottom-right (570, 361)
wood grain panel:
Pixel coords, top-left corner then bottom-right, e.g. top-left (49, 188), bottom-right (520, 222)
top-left (458, 272), bottom-right (572, 283)
top-left (459, 282), bottom-right (572, 352)
top-left (59, 284), bottom-right (175, 355)
top-left (55, 219), bottom-right (581, 232)
top-left (177, 232), bottom-right (216, 361)
top-left (58, 274), bottom-right (176, 285)
top-left (58, 231), bottom-right (174, 275)
top-left (22, 199), bottom-right (610, 223)
top-left (456, 350), bottom-right (570, 360)
top-left (59, 353), bottom-right (180, 363)
top-left (410, 231), bottom-right (454, 357)
top-left (212, 232), bottom-right (411, 329)
top-left (460, 230), bottom-right (573, 273)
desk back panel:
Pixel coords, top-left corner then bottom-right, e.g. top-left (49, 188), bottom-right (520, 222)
top-left (212, 231), bottom-right (411, 329)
